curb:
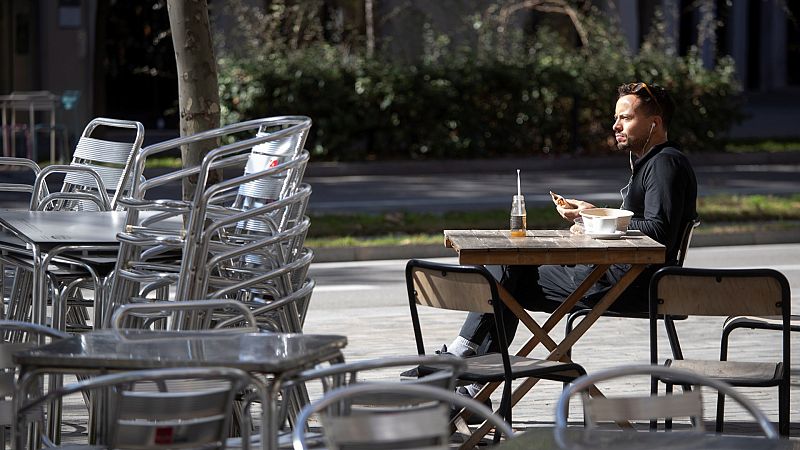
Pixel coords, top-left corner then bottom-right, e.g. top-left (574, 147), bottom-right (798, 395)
top-left (310, 230), bottom-right (800, 263)
top-left (690, 229), bottom-right (800, 247)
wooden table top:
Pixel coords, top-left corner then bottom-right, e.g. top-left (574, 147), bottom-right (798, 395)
top-left (444, 229), bottom-right (665, 266)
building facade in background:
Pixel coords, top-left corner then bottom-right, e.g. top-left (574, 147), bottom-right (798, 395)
top-left (1, 0), bottom-right (798, 144)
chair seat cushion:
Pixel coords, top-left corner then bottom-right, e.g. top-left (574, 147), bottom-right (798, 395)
top-left (665, 359), bottom-right (783, 387)
top-left (420, 354), bottom-right (583, 383)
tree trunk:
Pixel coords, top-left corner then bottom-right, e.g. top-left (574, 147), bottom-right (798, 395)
top-left (167, 0), bottom-right (221, 201)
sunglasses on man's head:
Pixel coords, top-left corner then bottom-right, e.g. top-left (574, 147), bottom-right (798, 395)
top-left (631, 82), bottom-right (662, 114)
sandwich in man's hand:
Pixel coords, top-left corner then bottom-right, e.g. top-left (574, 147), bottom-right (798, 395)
top-left (550, 191), bottom-right (577, 209)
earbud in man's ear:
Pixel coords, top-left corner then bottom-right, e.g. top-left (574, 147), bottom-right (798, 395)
top-left (650, 122), bottom-right (656, 132)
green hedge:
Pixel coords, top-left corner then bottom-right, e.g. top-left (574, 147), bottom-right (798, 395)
top-left (218, 13), bottom-right (743, 161)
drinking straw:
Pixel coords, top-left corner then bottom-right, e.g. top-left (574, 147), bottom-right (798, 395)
top-left (517, 169), bottom-right (521, 197)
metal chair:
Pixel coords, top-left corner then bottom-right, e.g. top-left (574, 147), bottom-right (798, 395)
top-left (110, 299), bottom-right (270, 446)
top-left (30, 117), bottom-right (145, 212)
top-left (0, 320), bottom-right (68, 449)
top-left (649, 267), bottom-right (791, 436)
top-left (15, 367), bottom-right (258, 450)
top-left (1, 118), bottom-right (144, 332)
top-left (292, 382), bottom-right (515, 450)
top-left (108, 117), bottom-right (312, 316)
top-left (555, 364), bottom-right (779, 439)
top-left (107, 118), bottom-right (314, 342)
top-left (109, 180), bottom-right (312, 327)
top-left (242, 355), bottom-right (468, 450)
top-left (406, 259), bottom-right (587, 429)
top-left (564, 218), bottom-right (700, 363)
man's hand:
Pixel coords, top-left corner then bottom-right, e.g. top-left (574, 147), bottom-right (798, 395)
top-left (556, 199), bottom-right (595, 222)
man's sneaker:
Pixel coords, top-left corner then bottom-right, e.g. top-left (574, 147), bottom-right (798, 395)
top-left (400, 345), bottom-right (454, 379)
top-left (399, 366), bottom-right (420, 378)
top-left (451, 385), bottom-right (492, 425)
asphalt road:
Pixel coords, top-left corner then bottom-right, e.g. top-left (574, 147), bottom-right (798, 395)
top-left (305, 162), bottom-right (800, 213)
top-left (3, 157), bottom-right (798, 213)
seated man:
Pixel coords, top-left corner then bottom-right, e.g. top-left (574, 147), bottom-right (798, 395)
top-left (441, 82), bottom-right (698, 398)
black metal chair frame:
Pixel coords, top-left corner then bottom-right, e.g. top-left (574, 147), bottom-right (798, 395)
top-left (406, 259), bottom-right (586, 429)
top-left (719, 314), bottom-right (799, 434)
top-left (649, 266), bottom-right (791, 436)
top-left (564, 218), bottom-right (701, 363)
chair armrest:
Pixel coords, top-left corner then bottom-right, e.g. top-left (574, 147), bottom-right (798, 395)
top-left (31, 164), bottom-right (111, 210)
top-left (0, 157), bottom-right (41, 174)
top-left (723, 315), bottom-right (800, 333)
top-left (721, 315), bottom-right (799, 362)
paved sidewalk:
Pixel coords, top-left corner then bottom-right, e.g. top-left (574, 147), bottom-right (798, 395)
top-left (305, 308), bottom-right (800, 439)
top-left (300, 252), bottom-right (800, 443)
top-left (311, 226), bottom-right (800, 263)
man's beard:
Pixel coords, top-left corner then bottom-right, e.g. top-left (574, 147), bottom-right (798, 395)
top-left (616, 134), bottom-right (642, 152)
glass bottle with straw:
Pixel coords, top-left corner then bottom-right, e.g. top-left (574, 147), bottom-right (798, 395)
top-left (510, 169), bottom-right (527, 237)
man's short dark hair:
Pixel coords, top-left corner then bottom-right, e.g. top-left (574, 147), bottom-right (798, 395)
top-left (618, 82), bottom-right (674, 129)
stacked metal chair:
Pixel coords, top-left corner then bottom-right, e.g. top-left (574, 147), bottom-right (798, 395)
top-left (0, 157), bottom-right (42, 318)
top-left (0, 118), bottom-right (144, 333)
top-left (107, 116), bottom-right (314, 333)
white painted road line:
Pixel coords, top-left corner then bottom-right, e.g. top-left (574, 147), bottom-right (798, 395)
top-left (313, 284), bottom-right (377, 292)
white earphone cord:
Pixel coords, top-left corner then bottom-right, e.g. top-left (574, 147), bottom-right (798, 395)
top-left (623, 122), bottom-right (656, 206)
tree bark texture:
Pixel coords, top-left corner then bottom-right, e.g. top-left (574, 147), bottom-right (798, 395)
top-left (167, 0), bottom-right (221, 200)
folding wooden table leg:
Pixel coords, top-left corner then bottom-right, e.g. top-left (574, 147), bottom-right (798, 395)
top-left (459, 265), bottom-right (645, 449)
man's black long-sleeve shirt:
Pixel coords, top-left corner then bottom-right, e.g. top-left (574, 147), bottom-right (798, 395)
top-left (536, 141), bottom-right (698, 312)
top-left (623, 141), bottom-right (697, 265)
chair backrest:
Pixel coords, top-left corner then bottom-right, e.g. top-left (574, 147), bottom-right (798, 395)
top-left (278, 355), bottom-right (465, 431)
top-left (31, 118), bottom-right (145, 211)
top-left (16, 367), bottom-right (253, 450)
top-left (555, 364), bottom-right (778, 439)
top-left (128, 116), bottom-right (310, 202)
top-left (406, 259), bottom-right (509, 357)
top-left (649, 267), bottom-right (791, 400)
top-left (292, 382), bottom-right (514, 450)
top-left (233, 120), bottom-right (309, 221)
top-left (407, 260), bottom-right (496, 314)
top-left (650, 267), bottom-right (789, 318)
top-left (289, 355), bottom-right (466, 397)
top-left (110, 299), bottom-right (259, 332)
top-left (675, 218), bottom-right (700, 266)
